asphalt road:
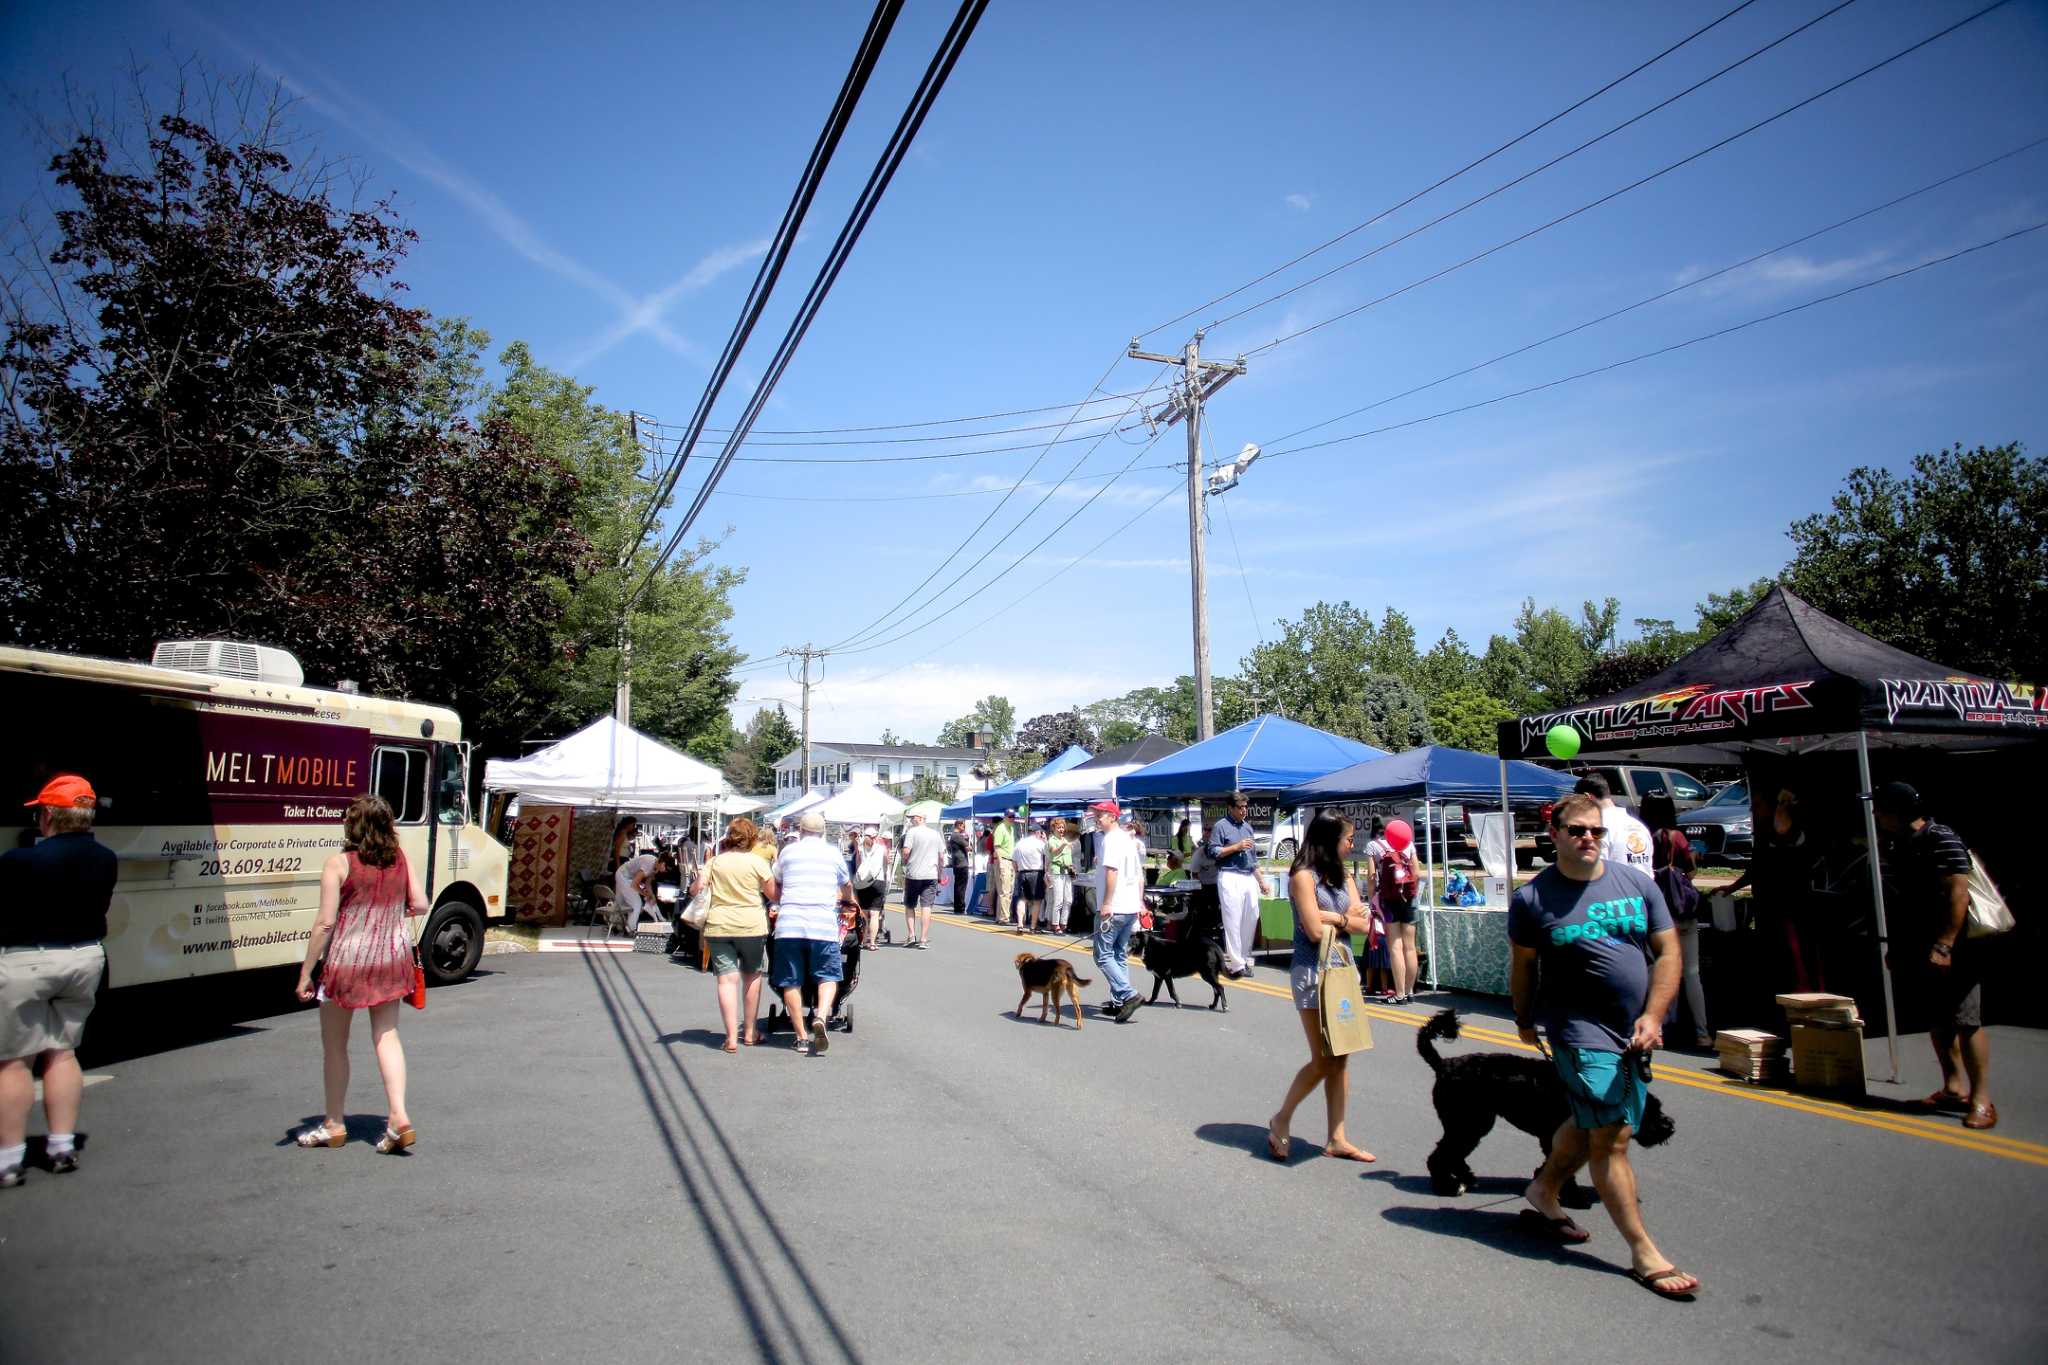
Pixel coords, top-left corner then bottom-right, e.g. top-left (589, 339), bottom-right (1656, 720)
top-left (6, 909), bottom-right (2045, 1363)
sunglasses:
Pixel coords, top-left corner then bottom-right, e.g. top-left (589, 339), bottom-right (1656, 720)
top-left (1563, 823), bottom-right (1607, 840)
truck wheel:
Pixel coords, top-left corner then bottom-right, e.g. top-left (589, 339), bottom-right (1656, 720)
top-left (1275, 839), bottom-right (1296, 863)
top-left (420, 901), bottom-right (484, 985)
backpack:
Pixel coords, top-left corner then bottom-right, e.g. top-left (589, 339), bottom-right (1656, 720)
top-left (1377, 848), bottom-right (1415, 906)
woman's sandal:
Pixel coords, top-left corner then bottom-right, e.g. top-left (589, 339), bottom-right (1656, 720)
top-left (294, 1121), bottom-right (347, 1149)
top-left (1265, 1127), bottom-right (1291, 1162)
top-left (375, 1125), bottom-right (417, 1154)
top-left (1628, 1265), bottom-right (1700, 1300)
top-left (1516, 1208), bottom-right (1591, 1243)
top-left (1322, 1144), bottom-right (1377, 1163)
top-left (722, 1039), bottom-right (739, 1054)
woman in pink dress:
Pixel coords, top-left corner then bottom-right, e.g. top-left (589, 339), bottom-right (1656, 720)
top-left (294, 795), bottom-right (429, 1152)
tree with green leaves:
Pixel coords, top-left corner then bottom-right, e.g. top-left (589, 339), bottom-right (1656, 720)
top-left (729, 705), bottom-right (801, 793)
top-left (0, 80), bottom-right (591, 759)
top-left (1013, 710), bottom-right (1096, 769)
top-left (937, 695), bottom-right (1016, 748)
top-left (1428, 685), bottom-right (1516, 752)
top-left (1785, 442), bottom-right (2044, 680)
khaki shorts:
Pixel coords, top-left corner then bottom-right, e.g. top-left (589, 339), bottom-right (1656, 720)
top-left (0, 943), bottom-right (105, 1059)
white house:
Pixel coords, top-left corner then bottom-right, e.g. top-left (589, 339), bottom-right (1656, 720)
top-left (772, 741), bottom-right (990, 800)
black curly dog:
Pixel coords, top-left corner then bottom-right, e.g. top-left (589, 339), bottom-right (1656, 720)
top-left (1418, 1009), bottom-right (1674, 1198)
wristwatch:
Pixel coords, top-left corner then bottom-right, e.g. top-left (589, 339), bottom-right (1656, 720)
top-left (1931, 941), bottom-right (1953, 958)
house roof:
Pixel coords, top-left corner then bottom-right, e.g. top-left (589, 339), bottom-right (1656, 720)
top-left (775, 741), bottom-right (987, 767)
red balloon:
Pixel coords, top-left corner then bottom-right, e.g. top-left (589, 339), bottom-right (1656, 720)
top-left (1384, 819), bottom-right (1413, 851)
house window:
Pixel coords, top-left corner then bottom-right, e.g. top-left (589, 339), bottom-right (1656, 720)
top-left (914, 763), bottom-right (927, 778)
top-left (839, 763), bottom-right (850, 782)
top-left (946, 765), bottom-right (959, 783)
top-left (877, 764), bottom-right (890, 784)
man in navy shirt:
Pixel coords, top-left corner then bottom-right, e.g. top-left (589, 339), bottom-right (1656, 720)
top-left (1, 774), bottom-right (117, 1188)
top-left (1509, 792), bottom-right (1695, 1299)
top-left (1205, 792), bottom-right (1270, 979)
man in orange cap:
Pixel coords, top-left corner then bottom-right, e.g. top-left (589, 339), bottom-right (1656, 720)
top-left (1, 774), bottom-right (117, 1188)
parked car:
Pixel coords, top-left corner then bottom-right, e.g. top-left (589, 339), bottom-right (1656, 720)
top-left (1535, 764), bottom-right (1715, 862)
top-left (1675, 779), bottom-right (1755, 866)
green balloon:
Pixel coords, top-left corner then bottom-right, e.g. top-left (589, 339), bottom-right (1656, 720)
top-left (1545, 724), bottom-right (1582, 760)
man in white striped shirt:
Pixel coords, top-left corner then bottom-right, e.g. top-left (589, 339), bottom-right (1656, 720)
top-left (771, 811), bottom-right (856, 1055)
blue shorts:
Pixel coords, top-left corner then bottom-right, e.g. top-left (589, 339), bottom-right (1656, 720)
top-left (770, 937), bottom-right (844, 991)
top-left (1551, 1044), bottom-right (1647, 1132)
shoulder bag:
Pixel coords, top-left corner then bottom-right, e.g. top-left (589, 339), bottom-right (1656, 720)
top-left (1317, 925), bottom-right (1374, 1056)
top-left (1965, 852), bottom-right (2014, 938)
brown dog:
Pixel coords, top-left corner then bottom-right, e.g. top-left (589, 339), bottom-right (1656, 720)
top-left (1014, 953), bottom-right (1091, 1029)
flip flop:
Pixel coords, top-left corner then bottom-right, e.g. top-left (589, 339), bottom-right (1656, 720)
top-left (722, 1040), bottom-right (739, 1054)
top-left (1516, 1208), bottom-right (1591, 1244)
top-left (1322, 1145), bottom-right (1377, 1163)
top-left (1914, 1090), bottom-right (1970, 1114)
top-left (1265, 1129), bottom-right (1290, 1162)
top-left (1629, 1265), bottom-right (1699, 1300)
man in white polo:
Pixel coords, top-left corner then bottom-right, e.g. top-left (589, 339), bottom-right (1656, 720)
top-left (771, 811), bottom-right (856, 1055)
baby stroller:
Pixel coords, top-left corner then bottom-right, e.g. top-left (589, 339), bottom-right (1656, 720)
top-left (762, 905), bottom-right (864, 1036)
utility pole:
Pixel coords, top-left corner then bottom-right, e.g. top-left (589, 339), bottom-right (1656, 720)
top-left (1128, 330), bottom-right (1246, 741)
top-left (783, 644), bottom-right (829, 791)
top-left (616, 411), bottom-right (648, 726)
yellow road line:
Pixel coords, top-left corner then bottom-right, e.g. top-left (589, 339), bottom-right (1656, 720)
top-left (933, 912), bottom-right (2044, 1167)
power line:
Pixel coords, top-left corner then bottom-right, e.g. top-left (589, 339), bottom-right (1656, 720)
top-left (639, 0), bottom-right (992, 602)
top-left (828, 426), bottom-right (1171, 658)
top-left (1210, 0), bottom-right (1871, 342)
top-left (839, 479), bottom-right (1186, 694)
top-left (709, 461), bottom-right (1186, 502)
top-left (1253, 220), bottom-right (2048, 463)
top-left (1238, 0), bottom-right (2017, 359)
top-left (627, 0), bottom-right (905, 563)
top-left (1136, 0), bottom-right (1766, 339)
top-left (638, 388), bottom-right (1155, 437)
top-left (1255, 133), bottom-right (2048, 452)
top-left (818, 356), bottom-right (1172, 651)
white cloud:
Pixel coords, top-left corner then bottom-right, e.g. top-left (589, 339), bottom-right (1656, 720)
top-left (1677, 248), bottom-right (1893, 301)
top-left (1285, 193), bottom-right (1313, 213)
top-left (180, 5), bottom-right (762, 368)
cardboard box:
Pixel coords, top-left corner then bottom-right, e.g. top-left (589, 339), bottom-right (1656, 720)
top-left (1790, 1023), bottom-right (1866, 1097)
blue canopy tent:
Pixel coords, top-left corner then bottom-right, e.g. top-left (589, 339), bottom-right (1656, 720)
top-left (1284, 744), bottom-right (1577, 991)
top-left (964, 744), bottom-right (1094, 818)
top-left (1116, 715), bottom-right (1386, 798)
top-left (1282, 745), bottom-right (1575, 804)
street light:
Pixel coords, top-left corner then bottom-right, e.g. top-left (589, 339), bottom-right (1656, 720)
top-left (1205, 442), bottom-right (1261, 496)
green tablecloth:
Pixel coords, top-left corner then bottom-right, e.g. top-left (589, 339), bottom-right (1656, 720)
top-left (1257, 898), bottom-right (1510, 996)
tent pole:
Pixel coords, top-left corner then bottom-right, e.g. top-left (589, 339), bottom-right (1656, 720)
top-left (1855, 730), bottom-right (1901, 1084)
top-left (1423, 799), bottom-right (1439, 990)
top-left (1499, 758), bottom-right (1513, 896)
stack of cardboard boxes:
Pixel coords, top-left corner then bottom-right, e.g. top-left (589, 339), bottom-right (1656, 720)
top-left (1715, 1029), bottom-right (1788, 1084)
top-left (1778, 992), bottom-right (1866, 1097)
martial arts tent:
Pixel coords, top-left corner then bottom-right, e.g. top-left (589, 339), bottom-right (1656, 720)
top-left (1116, 715), bottom-right (1386, 799)
top-left (1495, 585), bottom-right (2046, 1078)
top-left (484, 715), bottom-right (726, 813)
top-left (1025, 735), bottom-right (1189, 808)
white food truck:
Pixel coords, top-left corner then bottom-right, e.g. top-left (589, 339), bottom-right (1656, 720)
top-left (0, 642), bottom-right (509, 987)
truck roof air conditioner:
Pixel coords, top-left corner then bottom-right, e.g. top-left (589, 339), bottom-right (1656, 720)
top-left (151, 640), bottom-right (306, 686)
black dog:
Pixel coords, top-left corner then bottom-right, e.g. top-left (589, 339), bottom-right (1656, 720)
top-left (1132, 928), bottom-right (1229, 1011)
top-left (1417, 1009), bottom-right (1674, 1198)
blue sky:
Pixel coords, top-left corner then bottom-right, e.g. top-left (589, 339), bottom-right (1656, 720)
top-left (5, 1), bottom-right (2046, 742)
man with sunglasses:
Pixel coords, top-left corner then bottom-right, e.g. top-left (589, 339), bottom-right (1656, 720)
top-left (1508, 793), bottom-right (1697, 1300)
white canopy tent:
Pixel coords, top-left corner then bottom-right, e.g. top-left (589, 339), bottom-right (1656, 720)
top-left (765, 788), bottom-right (827, 824)
top-left (717, 791), bottom-right (767, 816)
top-left (483, 715), bottom-right (726, 813)
top-left (1027, 762), bottom-right (1135, 807)
top-left (811, 783), bottom-right (906, 826)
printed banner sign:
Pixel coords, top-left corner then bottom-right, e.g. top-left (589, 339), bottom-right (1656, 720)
top-left (1879, 677), bottom-right (2047, 731)
top-left (196, 710), bottom-right (374, 823)
top-left (1508, 680), bottom-right (1818, 757)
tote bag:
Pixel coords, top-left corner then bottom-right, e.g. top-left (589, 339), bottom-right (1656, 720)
top-left (1964, 853), bottom-right (2014, 939)
top-left (1317, 927), bottom-right (1373, 1056)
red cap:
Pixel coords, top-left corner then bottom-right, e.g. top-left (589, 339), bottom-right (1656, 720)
top-left (27, 774), bottom-right (95, 809)
top-left (1088, 799), bottom-right (1120, 815)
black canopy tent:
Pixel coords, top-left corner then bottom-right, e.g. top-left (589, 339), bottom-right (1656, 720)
top-left (1495, 586), bottom-right (2045, 1079)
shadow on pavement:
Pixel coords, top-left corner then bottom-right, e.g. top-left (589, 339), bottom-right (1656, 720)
top-left (1378, 1202), bottom-right (1627, 1274)
top-left (581, 949), bottom-right (865, 1365)
top-left (1194, 1120), bottom-right (1294, 1162)
top-left (995, 1009), bottom-right (1082, 1030)
top-left (656, 1028), bottom-right (742, 1052)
